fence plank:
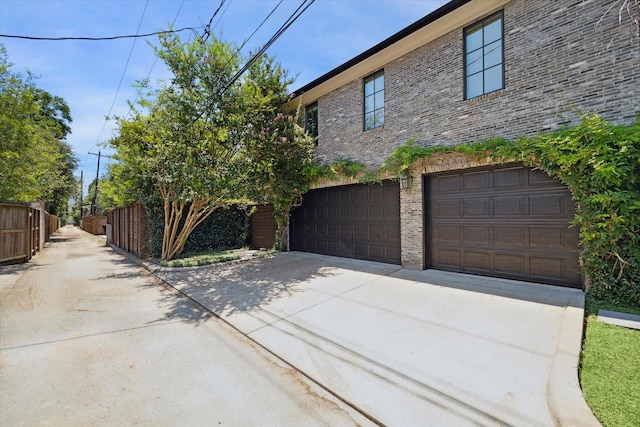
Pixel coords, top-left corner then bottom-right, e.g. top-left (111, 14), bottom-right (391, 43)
top-left (107, 202), bottom-right (148, 258)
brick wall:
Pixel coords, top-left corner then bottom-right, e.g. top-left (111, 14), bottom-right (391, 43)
top-left (314, 0), bottom-right (639, 169)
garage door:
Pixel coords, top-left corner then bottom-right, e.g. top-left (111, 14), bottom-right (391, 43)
top-left (291, 181), bottom-right (401, 264)
top-left (428, 165), bottom-right (580, 287)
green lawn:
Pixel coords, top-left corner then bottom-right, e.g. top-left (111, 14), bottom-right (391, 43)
top-left (580, 315), bottom-right (640, 427)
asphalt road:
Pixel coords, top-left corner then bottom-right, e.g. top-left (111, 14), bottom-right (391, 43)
top-left (0, 226), bottom-right (370, 426)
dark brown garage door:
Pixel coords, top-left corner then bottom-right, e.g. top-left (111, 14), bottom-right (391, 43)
top-left (291, 181), bottom-right (401, 264)
top-left (428, 165), bottom-right (580, 287)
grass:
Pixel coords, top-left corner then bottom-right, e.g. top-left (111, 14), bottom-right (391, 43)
top-left (580, 299), bottom-right (640, 427)
top-left (158, 248), bottom-right (244, 268)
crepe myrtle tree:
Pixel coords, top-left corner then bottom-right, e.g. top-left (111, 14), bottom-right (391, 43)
top-left (239, 56), bottom-right (315, 251)
top-left (110, 33), bottom-right (309, 260)
top-left (111, 33), bottom-right (247, 260)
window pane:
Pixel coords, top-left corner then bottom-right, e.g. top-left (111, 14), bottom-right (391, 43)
top-left (483, 17), bottom-right (502, 44)
top-left (375, 74), bottom-right (384, 92)
top-left (374, 109), bottom-right (384, 128)
top-left (484, 40), bottom-right (502, 68)
top-left (364, 78), bottom-right (374, 96)
top-left (466, 73), bottom-right (483, 98)
top-left (484, 64), bottom-right (503, 93)
top-left (364, 112), bottom-right (375, 130)
top-left (364, 95), bottom-right (374, 113)
top-left (465, 26), bottom-right (483, 53)
top-left (466, 49), bottom-right (483, 75)
top-left (374, 91), bottom-right (384, 109)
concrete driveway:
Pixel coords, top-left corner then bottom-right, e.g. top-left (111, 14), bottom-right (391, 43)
top-left (148, 251), bottom-right (599, 426)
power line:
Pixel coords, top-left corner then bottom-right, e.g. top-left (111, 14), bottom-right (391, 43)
top-left (0, 26), bottom-right (199, 41)
top-left (90, 0), bottom-right (150, 152)
top-left (223, 0), bottom-right (315, 92)
top-left (126, 0), bottom-right (188, 119)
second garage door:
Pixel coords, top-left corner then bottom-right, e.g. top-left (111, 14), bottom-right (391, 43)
top-left (428, 165), bottom-right (580, 287)
top-left (291, 181), bottom-right (401, 264)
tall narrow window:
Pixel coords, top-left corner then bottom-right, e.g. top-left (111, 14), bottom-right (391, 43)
top-left (464, 12), bottom-right (503, 99)
top-left (364, 70), bottom-right (384, 131)
top-left (305, 102), bottom-right (318, 141)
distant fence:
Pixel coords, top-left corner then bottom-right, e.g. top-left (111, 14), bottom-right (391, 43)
top-left (81, 216), bottom-right (107, 235)
top-left (107, 202), bottom-right (148, 258)
top-left (0, 201), bottom-right (61, 264)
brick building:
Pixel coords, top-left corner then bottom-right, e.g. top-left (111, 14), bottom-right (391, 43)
top-left (284, 0), bottom-right (639, 288)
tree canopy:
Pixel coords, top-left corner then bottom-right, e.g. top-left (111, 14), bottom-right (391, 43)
top-left (0, 45), bottom-right (78, 215)
top-left (108, 34), bottom-right (314, 260)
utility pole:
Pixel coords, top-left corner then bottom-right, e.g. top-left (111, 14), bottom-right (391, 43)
top-left (88, 151), bottom-right (113, 216)
top-left (79, 171), bottom-right (83, 219)
top-left (91, 151), bottom-right (101, 215)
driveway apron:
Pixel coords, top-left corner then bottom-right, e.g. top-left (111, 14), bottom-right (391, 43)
top-left (152, 251), bottom-right (598, 427)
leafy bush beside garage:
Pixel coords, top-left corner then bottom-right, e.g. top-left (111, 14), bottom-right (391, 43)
top-left (381, 114), bottom-right (640, 307)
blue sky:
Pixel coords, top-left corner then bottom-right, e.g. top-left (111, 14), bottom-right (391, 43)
top-left (1, 0), bottom-right (448, 193)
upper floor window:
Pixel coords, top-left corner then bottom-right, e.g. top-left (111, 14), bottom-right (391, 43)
top-left (464, 11), bottom-right (503, 99)
top-left (364, 70), bottom-right (384, 131)
top-left (305, 102), bottom-right (318, 141)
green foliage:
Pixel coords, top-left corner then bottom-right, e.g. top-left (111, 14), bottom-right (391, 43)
top-left (158, 248), bottom-right (243, 268)
top-left (0, 44), bottom-right (78, 214)
top-left (307, 158), bottom-right (367, 182)
top-left (511, 114), bottom-right (640, 306)
top-left (183, 205), bottom-right (250, 253)
top-left (380, 114), bottom-right (640, 306)
top-left (379, 136), bottom-right (512, 179)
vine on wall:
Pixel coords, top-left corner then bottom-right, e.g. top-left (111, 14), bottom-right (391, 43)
top-left (379, 114), bottom-right (640, 306)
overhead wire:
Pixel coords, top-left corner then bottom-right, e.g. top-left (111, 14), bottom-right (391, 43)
top-left (126, 0), bottom-right (188, 119)
top-left (192, 0), bottom-right (314, 124)
top-left (89, 0), bottom-right (150, 153)
top-left (0, 26), bottom-right (199, 41)
top-left (223, 0), bottom-right (315, 92)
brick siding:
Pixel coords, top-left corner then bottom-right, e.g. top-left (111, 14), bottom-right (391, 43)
top-left (314, 0), bottom-right (639, 169)
top-left (307, 0), bottom-right (639, 269)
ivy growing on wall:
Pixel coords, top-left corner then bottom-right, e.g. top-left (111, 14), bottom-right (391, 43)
top-left (379, 113), bottom-right (640, 306)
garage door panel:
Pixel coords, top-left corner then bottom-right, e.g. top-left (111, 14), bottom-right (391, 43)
top-left (292, 181), bottom-right (401, 264)
top-left (429, 165), bottom-right (581, 288)
top-left (530, 257), bottom-right (567, 281)
top-left (432, 225), bottom-right (460, 244)
top-left (369, 205), bottom-right (384, 220)
top-left (530, 169), bottom-right (557, 185)
top-left (463, 226), bottom-right (489, 244)
top-left (435, 200), bottom-right (460, 218)
top-left (494, 167), bottom-right (524, 187)
top-left (463, 170), bottom-right (489, 190)
top-left (434, 249), bottom-right (460, 267)
top-left (354, 205), bottom-right (367, 220)
top-left (435, 175), bottom-right (460, 193)
top-left (494, 253), bottom-right (525, 275)
top-left (494, 226), bottom-right (525, 247)
top-left (494, 196), bottom-right (525, 216)
top-left (464, 251), bottom-right (491, 271)
top-left (529, 194), bottom-right (567, 216)
top-left (385, 204), bottom-right (399, 220)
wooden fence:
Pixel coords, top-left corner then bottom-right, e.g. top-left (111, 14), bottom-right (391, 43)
top-left (107, 202), bottom-right (148, 258)
top-left (0, 201), bottom-right (61, 264)
top-left (81, 216), bottom-right (107, 235)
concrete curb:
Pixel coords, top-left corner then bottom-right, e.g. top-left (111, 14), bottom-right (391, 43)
top-left (546, 291), bottom-right (600, 427)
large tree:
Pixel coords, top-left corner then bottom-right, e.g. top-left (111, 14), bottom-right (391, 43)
top-left (109, 33), bottom-right (316, 260)
top-left (111, 34), bottom-right (300, 260)
top-left (0, 45), bottom-right (77, 215)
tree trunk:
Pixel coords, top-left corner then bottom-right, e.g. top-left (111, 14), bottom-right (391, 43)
top-left (161, 197), bottom-right (223, 261)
